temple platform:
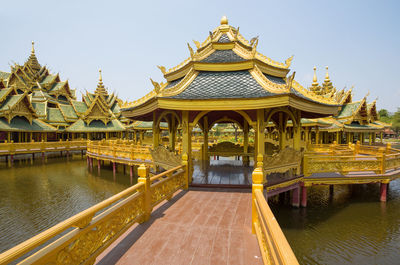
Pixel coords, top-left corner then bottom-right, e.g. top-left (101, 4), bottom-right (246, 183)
top-left (96, 188), bottom-right (262, 265)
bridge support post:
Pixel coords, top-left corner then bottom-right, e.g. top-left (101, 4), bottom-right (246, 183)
top-left (292, 187), bottom-right (300, 208)
top-left (380, 181), bottom-right (389, 202)
top-left (301, 184), bottom-right (307, 207)
top-left (138, 164), bottom-right (151, 222)
top-left (97, 160), bottom-right (101, 175)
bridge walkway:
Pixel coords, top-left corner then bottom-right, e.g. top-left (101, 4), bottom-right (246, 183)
top-left (96, 188), bottom-right (262, 265)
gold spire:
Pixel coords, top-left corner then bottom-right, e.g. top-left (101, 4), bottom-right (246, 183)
top-left (220, 16), bottom-right (228, 25)
top-left (31, 41), bottom-right (35, 54)
top-left (312, 66), bottom-right (318, 85)
top-left (324, 66), bottom-right (330, 81)
top-left (322, 66), bottom-right (334, 95)
top-left (25, 41), bottom-right (41, 73)
top-left (99, 69), bottom-right (103, 84)
top-left (95, 69), bottom-right (108, 97)
top-left (310, 66), bottom-right (322, 94)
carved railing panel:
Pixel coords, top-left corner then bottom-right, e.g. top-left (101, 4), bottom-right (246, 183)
top-left (208, 141), bottom-right (254, 156)
top-left (150, 166), bottom-right (186, 207)
top-left (150, 146), bottom-right (181, 170)
top-left (263, 147), bottom-right (303, 175)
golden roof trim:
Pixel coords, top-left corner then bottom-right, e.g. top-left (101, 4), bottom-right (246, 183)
top-left (249, 65), bottom-right (288, 93)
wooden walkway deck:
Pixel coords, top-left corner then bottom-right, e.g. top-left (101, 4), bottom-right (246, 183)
top-left (96, 189), bottom-right (262, 265)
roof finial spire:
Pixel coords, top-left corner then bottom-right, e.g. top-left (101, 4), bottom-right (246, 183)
top-left (99, 68), bottom-right (103, 83)
top-left (325, 66), bottom-right (330, 81)
top-left (220, 15), bottom-right (228, 25)
top-left (31, 41), bottom-right (35, 54)
top-left (312, 66), bottom-right (318, 83)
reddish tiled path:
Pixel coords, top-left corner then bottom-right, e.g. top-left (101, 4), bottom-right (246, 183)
top-left (96, 189), bottom-right (262, 265)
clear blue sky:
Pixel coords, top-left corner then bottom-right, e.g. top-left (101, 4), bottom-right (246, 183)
top-left (1, 0), bottom-right (399, 111)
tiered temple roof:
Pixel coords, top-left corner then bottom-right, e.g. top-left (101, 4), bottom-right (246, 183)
top-left (122, 16), bottom-right (339, 119)
top-left (66, 70), bottom-right (125, 132)
top-left (306, 67), bottom-right (390, 133)
top-left (0, 44), bottom-right (127, 135)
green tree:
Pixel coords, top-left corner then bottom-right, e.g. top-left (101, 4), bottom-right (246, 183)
top-left (392, 108), bottom-right (400, 133)
top-left (379, 108), bottom-right (393, 124)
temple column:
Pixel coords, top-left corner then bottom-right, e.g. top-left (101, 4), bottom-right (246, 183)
top-left (380, 132), bottom-right (383, 143)
top-left (169, 116), bottom-right (176, 152)
top-left (243, 120), bottom-right (249, 166)
top-left (336, 132), bottom-right (340, 144)
top-left (315, 126), bottom-right (320, 144)
top-left (140, 131), bottom-right (144, 143)
top-left (293, 110), bottom-right (301, 151)
top-left (182, 111), bottom-right (192, 183)
top-left (202, 116), bottom-right (209, 161)
top-left (372, 132), bottom-right (376, 144)
top-left (152, 112), bottom-right (160, 148)
top-left (7, 132), bottom-right (10, 142)
top-left (256, 109), bottom-right (265, 170)
top-left (369, 132), bottom-right (372, 145)
top-left (279, 113), bottom-right (287, 149)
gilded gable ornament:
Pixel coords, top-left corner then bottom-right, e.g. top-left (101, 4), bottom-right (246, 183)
top-left (157, 65), bottom-right (166, 75)
top-left (150, 78), bottom-right (161, 94)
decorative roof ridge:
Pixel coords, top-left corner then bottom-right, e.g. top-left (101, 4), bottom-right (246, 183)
top-left (249, 65), bottom-right (288, 93)
top-left (122, 90), bottom-right (157, 109)
top-left (160, 69), bottom-right (199, 97)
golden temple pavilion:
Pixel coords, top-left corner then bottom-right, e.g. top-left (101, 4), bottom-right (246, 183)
top-left (122, 18), bottom-right (336, 156)
top-left (0, 43), bottom-right (127, 142)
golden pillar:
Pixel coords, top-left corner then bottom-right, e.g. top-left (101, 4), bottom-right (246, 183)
top-left (256, 109), bottom-right (265, 161)
top-left (169, 116), bottom-right (176, 152)
top-left (202, 116), bottom-right (209, 161)
top-left (293, 110), bottom-right (301, 151)
top-left (279, 112), bottom-right (286, 148)
top-left (380, 132), bottom-right (383, 143)
top-left (152, 112), bottom-right (160, 148)
top-left (315, 126), bottom-right (320, 144)
top-left (182, 111), bottom-right (192, 183)
top-left (369, 132), bottom-right (372, 145)
top-left (336, 132), bottom-right (340, 144)
top-left (243, 120), bottom-right (249, 165)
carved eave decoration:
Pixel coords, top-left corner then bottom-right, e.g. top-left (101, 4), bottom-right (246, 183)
top-left (367, 100), bottom-right (378, 122)
top-left (0, 93), bottom-right (38, 124)
top-left (82, 95), bottom-right (113, 125)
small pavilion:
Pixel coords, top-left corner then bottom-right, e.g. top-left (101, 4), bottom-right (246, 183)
top-left (122, 17), bottom-right (340, 183)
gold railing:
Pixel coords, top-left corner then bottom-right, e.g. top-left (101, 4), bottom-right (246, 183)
top-left (0, 160), bottom-right (188, 265)
top-left (252, 166), bottom-right (299, 265)
top-left (0, 139), bottom-right (87, 155)
top-left (87, 139), bottom-right (152, 162)
top-left (304, 142), bottom-right (400, 176)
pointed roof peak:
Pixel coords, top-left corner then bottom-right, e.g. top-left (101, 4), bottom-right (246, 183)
top-left (31, 41), bottom-right (35, 54)
top-left (312, 66), bottom-right (318, 84)
top-left (25, 41), bottom-right (41, 72)
top-left (95, 69), bottom-right (108, 97)
top-left (325, 66), bottom-right (330, 81)
top-left (220, 16), bottom-right (228, 25)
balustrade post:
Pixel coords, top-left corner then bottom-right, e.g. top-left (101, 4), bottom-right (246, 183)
top-left (182, 153), bottom-right (189, 189)
top-left (355, 140), bottom-right (360, 155)
top-left (386, 143), bottom-right (391, 154)
top-left (138, 164), bottom-right (152, 222)
top-left (252, 167), bottom-right (264, 234)
top-left (379, 147), bottom-right (387, 174)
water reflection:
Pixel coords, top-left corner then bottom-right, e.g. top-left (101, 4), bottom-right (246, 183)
top-left (271, 180), bottom-right (400, 265)
top-left (0, 155), bottom-right (131, 253)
